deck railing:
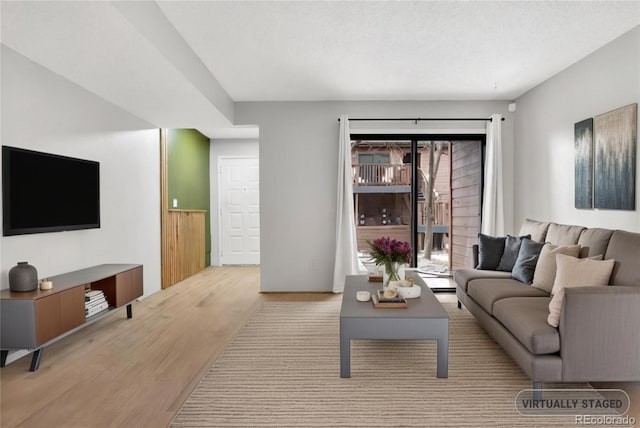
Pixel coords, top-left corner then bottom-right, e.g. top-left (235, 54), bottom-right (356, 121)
top-left (419, 200), bottom-right (450, 228)
top-left (352, 164), bottom-right (411, 186)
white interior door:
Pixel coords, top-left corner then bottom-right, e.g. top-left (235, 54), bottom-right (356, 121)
top-left (219, 158), bottom-right (260, 265)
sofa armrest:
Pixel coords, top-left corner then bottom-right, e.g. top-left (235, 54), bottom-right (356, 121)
top-left (559, 286), bottom-right (640, 381)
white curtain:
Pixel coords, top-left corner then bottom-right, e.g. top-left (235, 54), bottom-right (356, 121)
top-left (481, 113), bottom-right (505, 236)
top-left (332, 115), bottom-right (363, 293)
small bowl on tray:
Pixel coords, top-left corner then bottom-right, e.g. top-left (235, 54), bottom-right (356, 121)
top-left (393, 279), bottom-right (421, 299)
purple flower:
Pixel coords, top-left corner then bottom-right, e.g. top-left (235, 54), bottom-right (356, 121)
top-left (367, 237), bottom-right (413, 265)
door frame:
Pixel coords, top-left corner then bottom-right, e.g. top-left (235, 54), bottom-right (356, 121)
top-left (216, 156), bottom-right (260, 266)
top-left (160, 129), bottom-right (170, 288)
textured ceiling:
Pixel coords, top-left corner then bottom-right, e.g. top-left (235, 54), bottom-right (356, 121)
top-left (158, 1), bottom-right (640, 101)
top-left (2, 1), bottom-right (639, 138)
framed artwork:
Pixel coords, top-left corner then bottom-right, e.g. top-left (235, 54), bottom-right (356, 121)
top-left (574, 118), bottom-right (593, 209)
top-left (593, 103), bottom-right (637, 210)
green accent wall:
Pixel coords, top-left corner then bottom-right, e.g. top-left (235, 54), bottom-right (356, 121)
top-left (167, 129), bottom-right (211, 266)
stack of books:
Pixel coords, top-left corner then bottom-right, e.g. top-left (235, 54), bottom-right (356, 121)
top-left (371, 290), bottom-right (408, 308)
top-left (85, 289), bottom-right (109, 317)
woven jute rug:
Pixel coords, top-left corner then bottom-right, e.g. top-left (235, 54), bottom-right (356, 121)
top-left (171, 301), bottom-right (578, 427)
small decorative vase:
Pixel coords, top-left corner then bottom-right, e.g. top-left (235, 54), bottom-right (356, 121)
top-left (383, 262), bottom-right (405, 288)
top-left (9, 262), bottom-right (38, 292)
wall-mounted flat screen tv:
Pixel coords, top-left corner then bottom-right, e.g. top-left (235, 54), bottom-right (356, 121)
top-left (2, 146), bottom-right (100, 236)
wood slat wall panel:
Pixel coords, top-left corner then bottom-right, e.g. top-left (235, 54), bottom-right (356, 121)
top-left (163, 211), bottom-right (206, 288)
top-left (451, 174), bottom-right (482, 189)
top-left (451, 195), bottom-right (481, 208)
top-left (451, 163), bottom-right (482, 180)
top-left (451, 140), bottom-right (482, 272)
top-left (451, 206), bottom-right (480, 218)
top-left (452, 215), bottom-right (481, 227)
top-left (452, 235), bottom-right (478, 248)
top-left (451, 227), bottom-right (474, 244)
top-left (451, 155), bottom-right (479, 171)
top-left (452, 254), bottom-right (473, 269)
top-left (160, 130), bottom-right (170, 289)
top-left (452, 185), bottom-right (481, 199)
top-left (451, 144), bottom-right (480, 162)
top-left (451, 225), bottom-right (479, 239)
top-left (452, 248), bottom-right (469, 259)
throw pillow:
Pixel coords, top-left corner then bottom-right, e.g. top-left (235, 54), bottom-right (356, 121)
top-left (496, 235), bottom-right (530, 272)
top-left (531, 244), bottom-right (581, 293)
top-left (519, 218), bottom-right (550, 242)
top-left (476, 233), bottom-right (505, 270)
top-left (545, 223), bottom-right (585, 246)
top-left (547, 254), bottom-right (615, 327)
top-left (511, 238), bottom-right (546, 284)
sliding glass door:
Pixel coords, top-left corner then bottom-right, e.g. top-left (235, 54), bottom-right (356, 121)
top-left (351, 134), bottom-right (484, 274)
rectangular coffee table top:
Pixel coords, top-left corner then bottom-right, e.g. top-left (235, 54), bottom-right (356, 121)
top-left (340, 274), bottom-right (448, 320)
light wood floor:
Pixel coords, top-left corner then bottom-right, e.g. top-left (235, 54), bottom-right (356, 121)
top-left (1, 266), bottom-right (637, 427)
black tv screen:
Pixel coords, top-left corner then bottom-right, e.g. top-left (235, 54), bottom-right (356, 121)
top-left (2, 146), bottom-right (100, 236)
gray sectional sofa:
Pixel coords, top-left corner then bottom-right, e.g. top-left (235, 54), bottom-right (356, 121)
top-left (454, 219), bottom-right (640, 392)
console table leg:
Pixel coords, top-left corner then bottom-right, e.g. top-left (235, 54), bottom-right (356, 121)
top-left (30, 349), bottom-right (42, 371)
top-left (126, 303), bottom-right (133, 319)
top-left (1, 350), bottom-right (8, 367)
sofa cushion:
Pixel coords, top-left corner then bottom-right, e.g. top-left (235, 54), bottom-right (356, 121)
top-left (476, 233), bottom-right (505, 270)
top-left (577, 228), bottom-right (614, 258)
top-left (519, 218), bottom-right (550, 242)
top-left (531, 244), bottom-right (581, 293)
top-left (512, 238), bottom-right (546, 284)
top-left (493, 297), bottom-right (559, 355)
top-left (454, 269), bottom-right (512, 293)
top-left (547, 255), bottom-right (615, 327)
top-left (545, 223), bottom-right (585, 246)
top-left (605, 230), bottom-right (640, 287)
top-left (467, 279), bottom-right (549, 315)
top-left (496, 235), bottom-right (529, 272)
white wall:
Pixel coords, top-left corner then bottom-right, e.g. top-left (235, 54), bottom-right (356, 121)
top-left (209, 138), bottom-right (259, 266)
top-left (1, 46), bottom-right (162, 297)
top-left (514, 26), bottom-right (640, 232)
top-left (236, 101), bottom-right (512, 292)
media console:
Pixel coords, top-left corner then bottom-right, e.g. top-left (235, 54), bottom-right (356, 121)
top-left (0, 264), bottom-right (143, 371)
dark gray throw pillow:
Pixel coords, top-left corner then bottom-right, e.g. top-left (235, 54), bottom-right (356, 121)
top-left (512, 238), bottom-right (546, 284)
top-left (496, 235), bottom-right (530, 272)
top-left (476, 233), bottom-right (506, 270)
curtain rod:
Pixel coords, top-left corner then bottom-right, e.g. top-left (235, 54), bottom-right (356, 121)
top-left (338, 117), bottom-right (505, 122)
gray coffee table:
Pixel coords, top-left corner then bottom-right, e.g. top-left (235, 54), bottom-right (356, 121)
top-left (340, 274), bottom-right (449, 378)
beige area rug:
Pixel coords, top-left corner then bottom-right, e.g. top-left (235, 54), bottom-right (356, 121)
top-left (171, 301), bottom-right (578, 427)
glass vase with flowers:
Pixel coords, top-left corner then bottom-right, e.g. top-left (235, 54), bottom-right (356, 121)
top-left (367, 237), bottom-right (412, 288)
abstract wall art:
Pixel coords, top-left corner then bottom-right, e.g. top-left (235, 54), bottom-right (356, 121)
top-left (574, 118), bottom-right (594, 209)
top-left (593, 103), bottom-right (637, 210)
